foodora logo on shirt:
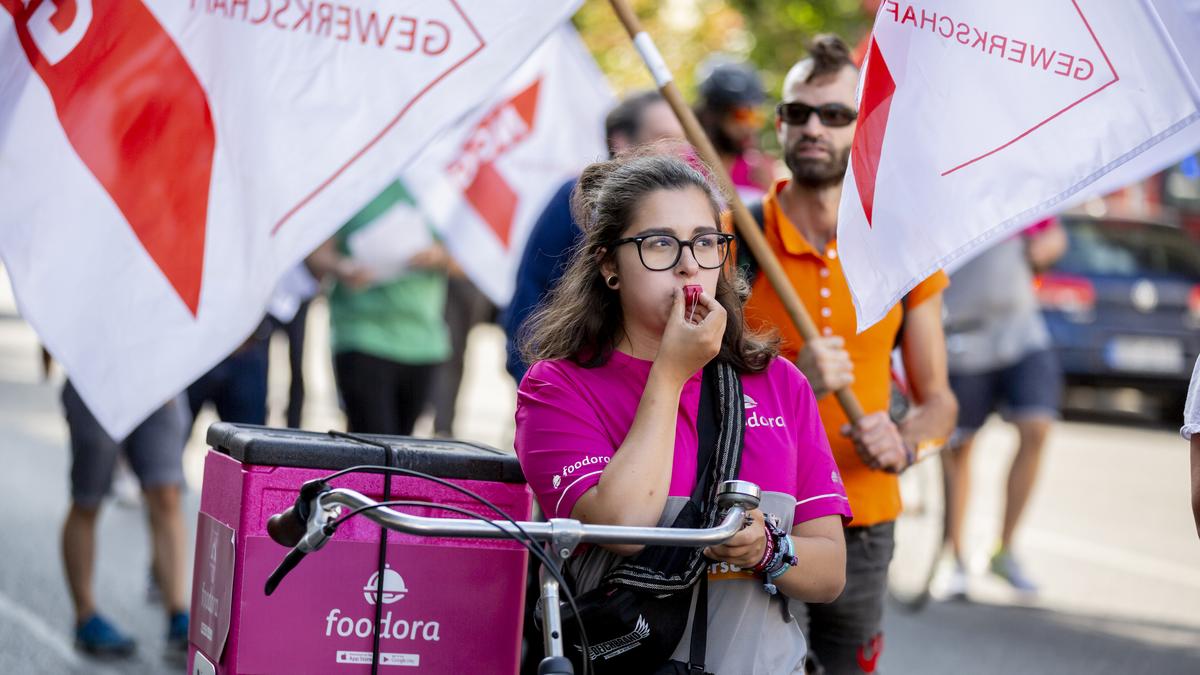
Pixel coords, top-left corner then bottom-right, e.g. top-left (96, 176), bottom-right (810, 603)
top-left (554, 455), bottom-right (611, 489)
top-left (744, 395), bottom-right (786, 429)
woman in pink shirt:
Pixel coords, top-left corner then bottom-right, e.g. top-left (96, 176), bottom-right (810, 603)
top-left (514, 151), bottom-right (851, 674)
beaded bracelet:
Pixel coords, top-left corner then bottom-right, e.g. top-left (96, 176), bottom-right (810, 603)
top-left (765, 535), bottom-right (796, 579)
top-left (760, 518), bottom-right (798, 595)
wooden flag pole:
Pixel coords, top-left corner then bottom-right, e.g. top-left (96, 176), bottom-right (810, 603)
top-left (607, 0), bottom-right (866, 423)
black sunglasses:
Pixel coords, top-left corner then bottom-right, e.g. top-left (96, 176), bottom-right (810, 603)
top-left (776, 102), bottom-right (858, 128)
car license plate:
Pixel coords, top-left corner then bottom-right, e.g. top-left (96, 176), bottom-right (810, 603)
top-left (1105, 336), bottom-right (1185, 373)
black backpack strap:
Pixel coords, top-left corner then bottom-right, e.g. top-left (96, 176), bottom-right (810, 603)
top-left (749, 200), bottom-right (765, 228)
top-left (688, 573), bottom-right (708, 674)
top-left (705, 361), bottom-right (745, 520)
top-left (735, 200), bottom-right (766, 285)
top-left (893, 291), bottom-right (914, 351)
top-left (605, 361), bottom-right (745, 592)
top-left (682, 364), bottom-right (718, 674)
top-left (691, 361), bottom-right (720, 502)
top-left (685, 363), bottom-right (744, 674)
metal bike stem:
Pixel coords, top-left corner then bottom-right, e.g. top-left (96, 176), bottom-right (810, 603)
top-left (541, 577), bottom-right (565, 658)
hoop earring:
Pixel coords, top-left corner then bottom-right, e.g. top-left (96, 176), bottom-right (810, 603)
top-left (606, 275), bottom-right (619, 289)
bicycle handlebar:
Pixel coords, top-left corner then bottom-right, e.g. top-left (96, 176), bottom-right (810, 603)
top-left (264, 479), bottom-right (763, 595)
top-left (323, 483), bottom-right (757, 546)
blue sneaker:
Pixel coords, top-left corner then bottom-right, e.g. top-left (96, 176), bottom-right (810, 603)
top-left (990, 548), bottom-right (1039, 595)
top-left (166, 611), bottom-right (189, 654)
top-left (75, 613), bottom-right (136, 658)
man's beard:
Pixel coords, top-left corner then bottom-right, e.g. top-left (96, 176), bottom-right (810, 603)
top-left (785, 139), bottom-right (850, 188)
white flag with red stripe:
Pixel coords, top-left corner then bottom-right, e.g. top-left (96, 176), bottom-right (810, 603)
top-left (0, 0), bottom-right (578, 438)
top-left (838, 0), bottom-right (1200, 328)
top-left (404, 24), bottom-right (614, 306)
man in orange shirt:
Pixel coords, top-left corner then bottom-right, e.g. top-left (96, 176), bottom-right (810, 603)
top-left (742, 35), bottom-right (958, 674)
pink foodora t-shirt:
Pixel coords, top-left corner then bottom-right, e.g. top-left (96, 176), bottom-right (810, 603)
top-left (515, 350), bottom-right (851, 525)
top-left (515, 352), bottom-right (851, 674)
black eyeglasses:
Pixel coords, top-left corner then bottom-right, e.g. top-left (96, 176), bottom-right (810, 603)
top-left (609, 232), bottom-right (735, 271)
top-left (776, 102), bottom-right (858, 128)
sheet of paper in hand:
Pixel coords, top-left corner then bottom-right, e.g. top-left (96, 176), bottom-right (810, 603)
top-left (346, 201), bottom-right (435, 285)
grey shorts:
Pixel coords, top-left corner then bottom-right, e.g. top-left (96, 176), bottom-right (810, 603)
top-left (949, 348), bottom-right (1062, 434)
top-left (62, 381), bottom-right (189, 508)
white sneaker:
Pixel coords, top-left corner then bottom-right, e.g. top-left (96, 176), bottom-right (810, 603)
top-left (943, 564), bottom-right (968, 600)
top-left (931, 561), bottom-right (968, 601)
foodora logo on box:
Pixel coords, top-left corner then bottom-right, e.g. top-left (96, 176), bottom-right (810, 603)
top-left (322, 566), bottom-right (442, 642)
top-left (363, 565), bottom-right (407, 605)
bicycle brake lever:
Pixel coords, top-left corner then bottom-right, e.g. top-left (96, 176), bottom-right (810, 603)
top-left (264, 546), bottom-right (307, 596)
top-left (264, 485), bottom-right (334, 595)
top-left (264, 517), bottom-right (335, 595)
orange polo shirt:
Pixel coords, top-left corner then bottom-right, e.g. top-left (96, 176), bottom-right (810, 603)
top-left (742, 179), bottom-right (949, 527)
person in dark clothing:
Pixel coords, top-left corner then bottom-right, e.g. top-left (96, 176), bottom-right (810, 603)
top-left (187, 320), bottom-right (271, 426)
top-left (267, 299), bottom-right (310, 429)
top-left (431, 274), bottom-right (497, 436)
top-left (693, 58), bottom-right (775, 202)
top-left (306, 181), bottom-right (451, 436)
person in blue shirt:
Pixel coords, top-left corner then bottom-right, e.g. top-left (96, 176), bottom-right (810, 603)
top-left (503, 90), bottom-right (685, 381)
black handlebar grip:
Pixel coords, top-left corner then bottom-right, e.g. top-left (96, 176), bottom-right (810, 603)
top-left (264, 547), bottom-right (308, 596)
top-left (267, 507), bottom-right (307, 548)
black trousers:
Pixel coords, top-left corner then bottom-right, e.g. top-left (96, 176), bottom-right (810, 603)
top-left (267, 299), bottom-right (311, 428)
top-left (794, 522), bottom-right (895, 675)
top-left (431, 276), bottom-right (497, 435)
top-left (333, 351), bottom-right (438, 435)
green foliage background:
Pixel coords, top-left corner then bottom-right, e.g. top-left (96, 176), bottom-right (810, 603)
top-left (573, 0), bottom-right (874, 101)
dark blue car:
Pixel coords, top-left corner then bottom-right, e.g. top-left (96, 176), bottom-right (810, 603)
top-left (1038, 215), bottom-right (1200, 417)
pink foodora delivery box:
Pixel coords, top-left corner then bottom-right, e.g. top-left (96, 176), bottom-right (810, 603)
top-left (188, 423), bottom-right (532, 675)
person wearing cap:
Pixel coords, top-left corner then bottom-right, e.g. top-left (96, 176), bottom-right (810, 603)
top-left (694, 58), bottom-right (776, 203)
